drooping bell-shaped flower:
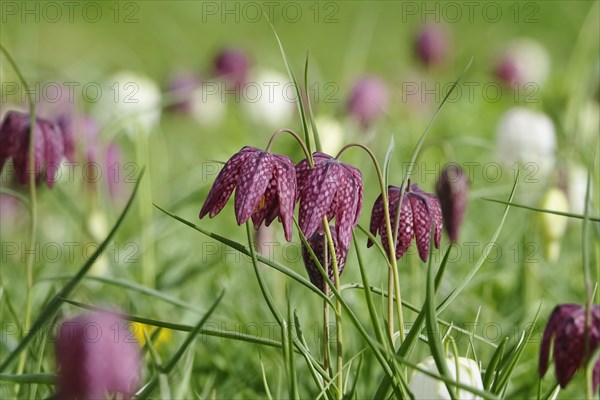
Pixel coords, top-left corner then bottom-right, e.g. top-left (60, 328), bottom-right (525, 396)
top-left (296, 152), bottom-right (363, 253)
top-left (0, 110), bottom-right (67, 188)
top-left (55, 311), bottom-right (142, 399)
top-left (301, 226), bottom-right (348, 292)
top-left (368, 184), bottom-right (442, 262)
top-left (200, 146), bottom-right (297, 241)
top-left (495, 107), bottom-right (556, 178)
top-left (410, 356), bottom-right (484, 400)
top-left (436, 164), bottom-right (468, 242)
top-left (165, 70), bottom-right (202, 114)
top-left (346, 76), bottom-right (389, 129)
top-left (539, 304), bottom-right (600, 392)
top-left (415, 24), bottom-right (450, 67)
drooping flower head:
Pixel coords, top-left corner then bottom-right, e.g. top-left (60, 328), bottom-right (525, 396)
top-left (410, 356), bottom-right (484, 400)
top-left (165, 70), bottom-right (202, 114)
top-left (539, 304), bottom-right (600, 392)
top-left (55, 311), bottom-right (141, 399)
top-left (200, 146), bottom-right (297, 241)
top-left (0, 110), bottom-right (67, 188)
top-left (436, 164), bottom-right (468, 242)
top-left (301, 226), bottom-right (348, 292)
top-left (368, 184), bottom-right (442, 262)
top-left (346, 76), bottom-right (389, 129)
top-left (296, 152), bottom-right (363, 253)
top-left (493, 38), bottom-right (550, 89)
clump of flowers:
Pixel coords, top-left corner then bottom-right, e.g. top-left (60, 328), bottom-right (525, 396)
top-left (0, 110), bottom-right (70, 188)
top-left (539, 304), bottom-right (600, 392)
top-left (368, 184), bottom-right (442, 262)
top-left (55, 311), bottom-right (142, 399)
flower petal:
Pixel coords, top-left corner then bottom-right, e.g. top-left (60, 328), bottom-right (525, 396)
top-left (409, 192), bottom-right (432, 262)
top-left (273, 155), bottom-right (296, 241)
top-left (234, 151), bottom-right (273, 225)
top-left (539, 304), bottom-right (582, 378)
top-left (554, 308), bottom-right (586, 388)
top-left (199, 146), bottom-right (254, 219)
top-left (41, 121), bottom-right (65, 188)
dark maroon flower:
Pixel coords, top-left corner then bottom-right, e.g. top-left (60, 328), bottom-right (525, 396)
top-left (539, 304), bottom-right (600, 392)
top-left (436, 164), bottom-right (468, 242)
top-left (296, 152), bottom-right (363, 253)
top-left (415, 24), bottom-right (449, 66)
top-left (346, 76), bottom-right (389, 128)
top-left (200, 146), bottom-right (297, 241)
top-left (368, 184), bottom-right (442, 262)
top-left (55, 311), bottom-right (141, 399)
top-left (301, 226), bottom-right (348, 292)
top-left (165, 70), bottom-right (202, 113)
top-left (0, 110), bottom-right (67, 188)
top-left (213, 48), bottom-right (249, 91)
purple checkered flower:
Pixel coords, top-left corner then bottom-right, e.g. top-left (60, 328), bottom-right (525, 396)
top-left (296, 152), bottom-right (363, 254)
top-left (199, 146), bottom-right (297, 241)
top-left (301, 226), bottom-right (348, 292)
top-left (368, 184), bottom-right (442, 262)
top-left (539, 304), bottom-right (600, 392)
top-left (436, 164), bottom-right (468, 242)
top-left (0, 110), bottom-right (68, 188)
top-left (55, 311), bottom-right (141, 399)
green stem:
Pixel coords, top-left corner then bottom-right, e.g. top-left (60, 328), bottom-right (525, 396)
top-left (0, 44), bottom-right (38, 389)
top-left (265, 128), bottom-right (313, 168)
top-left (323, 221), bottom-right (343, 399)
top-left (335, 143), bottom-right (404, 344)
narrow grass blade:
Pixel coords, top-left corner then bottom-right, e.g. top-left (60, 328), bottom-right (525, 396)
top-left (137, 291), bottom-right (224, 399)
top-left (481, 198), bottom-right (600, 222)
top-left (0, 169), bottom-right (145, 372)
top-left (154, 205), bottom-right (333, 307)
top-left (61, 298), bottom-right (281, 348)
top-left (425, 249), bottom-right (457, 399)
top-left (304, 52), bottom-right (322, 152)
top-left (268, 20), bottom-right (311, 153)
top-left (259, 352), bottom-right (274, 400)
top-left (382, 135), bottom-right (395, 188)
top-left (483, 337), bottom-right (508, 390)
top-left (0, 374), bottom-right (55, 385)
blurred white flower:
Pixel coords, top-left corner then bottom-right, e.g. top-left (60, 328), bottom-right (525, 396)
top-left (567, 163), bottom-right (593, 215)
top-left (243, 69), bottom-right (295, 127)
top-left (189, 83), bottom-right (227, 127)
top-left (95, 71), bottom-right (162, 137)
top-left (410, 356), bottom-right (484, 400)
top-left (494, 38), bottom-right (550, 89)
top-left (314, 116), bottom-right (344, 155)
top-left (495, 107), bottom-right (556, 178)
top-left (538, 188), bottom-right (569, 262)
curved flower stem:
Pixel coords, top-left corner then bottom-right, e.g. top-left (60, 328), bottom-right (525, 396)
top-left (0, 44), bottom-right (38, 390)
top-left (335, 144), bottom-right (405, 344)
top-left (265, 128), bottom-right (313, 168)
top-left (323, 220), bottom-right (343, 399)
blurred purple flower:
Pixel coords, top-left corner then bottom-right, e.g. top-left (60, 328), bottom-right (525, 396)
top-left (301, 226), bottom-right (348, 292)
top-left (296, 152), bottom-right (363, 254)
top-left (55, 311), bottom-right (141, 399)
top-left (346, 76), bottom-right (388, 128)
top-left (415, 24), bottom-right (449, 66)
top-left (436, 164), bottom-right (468, 242)
top-left (213, 48), bottom-right (249, 91)
top-left (0, 110), bottom-right (67, 188)
top-left (368, 184), bottom-right (442, 262)
top-left (539, 304), bottom-right (600, 392)
top-left (165, 70), bottom-right (201, 113)
top-left (199, 146), bottom-right (297, 241)
top-left (493, 38), bottom-right (550, 88)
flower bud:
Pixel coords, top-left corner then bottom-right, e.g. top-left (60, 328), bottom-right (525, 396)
top-left (436, 164), bottom-right (468, 242)
top-left (410, 356), bottom-right (484, 400)
top-left (538, 187), bottom-right (569, 262)
top-left (301, 228), bottom-right (348, 293)
top-left (415, 24), bottom-right (449, 67)
top-left (55, 312), bottom-right (142, 399)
